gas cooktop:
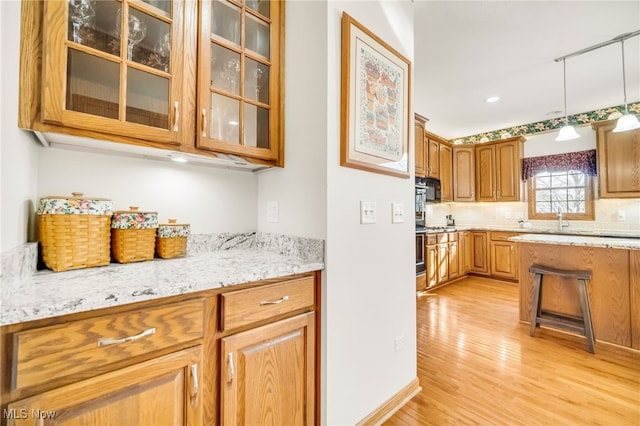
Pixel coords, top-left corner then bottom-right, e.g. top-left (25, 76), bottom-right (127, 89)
top-left (416, 226), bottom-right (457, 233)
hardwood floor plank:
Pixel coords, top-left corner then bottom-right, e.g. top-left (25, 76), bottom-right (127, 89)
top-left (385, 277), bottom-right (640, 425)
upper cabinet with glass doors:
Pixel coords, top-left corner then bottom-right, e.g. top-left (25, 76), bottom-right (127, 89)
top-left (39, 0), bottom-right (188, 145)
top-left (197, 0), bottom-right (284, 165)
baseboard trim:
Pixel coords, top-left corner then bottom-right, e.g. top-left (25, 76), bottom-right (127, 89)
top-left (356, 377), bottom-right (421, 426)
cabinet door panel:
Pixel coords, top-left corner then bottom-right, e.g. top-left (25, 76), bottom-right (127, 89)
top-left (42, 0), bottom-right (185, 144)
top-left (448, 241), bottom-right (459, 279)
top-left (426, 245), bottom-right (438, 288)
top-left (495, 141), bottom-right (521, 201)
top-left (439, 144), bottom-right (453, 202)
top-left (437, 243), bottom-right (448, 283)
top-left (490, 241), bottom-right (517, 279)
top-left (221, 313), bottom-right (315, 426)
top-left (415, 122), bottom-right (426, 177)
top-left (427, 139), bottom-right (440, 178)
top-left (8, 346), bottom-right (203, 426)
top-left (471, 232), bottom-right (489, 274)
top-left (595, 123), bottom-right (640, 198)
top-left (475, 145), bottom-right (495, 201)
top-left (453, 146), bottom-right (475, 201)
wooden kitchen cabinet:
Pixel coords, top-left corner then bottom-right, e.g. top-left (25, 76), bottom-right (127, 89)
top-left (7, 346), bottom-right (203, 426)
top-left (447, 232), bottom-right (459, 280)
top-left (21, 0), bottom-right (192, 146)
top-left (219, 276), bottom-right (317, 425)
top-left (592, 120), bottom-right (640, 198)
top-left (221, 313), bottom-right (315, 426)
top-left (19, 0), bottom-right (285, 167)
top-left (475, 137), bottom-right (525, 202)
top-left (196, 0), bottom-right (284, 164)
top-left (426, 135), bottom-right (441, 179)
top-left (453, 146), bottom-right (475, 201)
top-left (4, 298), bottom-right (205, 425)
top-left (415, 114), bottom-right (428, 177)
top-left (439, 143), bottom-right (453, 202)
top-left (426, 235), bottom-right (438, 288)
top-left (458, 231), bottom-right (472, 275)
top-left (489, 232), bottom-right (518, 280)
top-left (470, 231), bottom-right (490, 275)
top-left (1, 272), bottom-right (321, 426)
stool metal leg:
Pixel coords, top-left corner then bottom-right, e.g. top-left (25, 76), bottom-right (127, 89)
top-left (577, 279), bottom-right (595, 354)
top-left (529, 273), bottom-right (542, 337)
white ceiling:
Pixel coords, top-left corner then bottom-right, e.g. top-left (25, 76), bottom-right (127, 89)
top-left (413, 1), bottom-right (640, 140)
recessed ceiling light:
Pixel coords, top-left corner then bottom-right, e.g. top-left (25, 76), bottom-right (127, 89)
top-left (485, 96), bottom-right (500, 103)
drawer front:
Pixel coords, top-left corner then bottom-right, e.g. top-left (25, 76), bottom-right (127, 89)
top-left (12, 298), bottom-right (205, 391)
top-left (448, 232), bottom-right (458, 242)
top-left (426, 235), bottom-right (437, 245)
top-left (490, 231), bottom-right (520, 241)
top-left (220, 276), bottom-right (315, 331)
top-left (436, 233), bottom-right (448, 244)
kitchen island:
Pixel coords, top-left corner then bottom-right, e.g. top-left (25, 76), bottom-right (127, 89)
top-left (510, 234), bottom-right (640, 350)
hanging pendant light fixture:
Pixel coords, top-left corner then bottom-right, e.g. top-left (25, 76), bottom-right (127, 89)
top-left (555, 58), bottom-right (580, 141)
top-left (613, 39), bottom-right (640, 132)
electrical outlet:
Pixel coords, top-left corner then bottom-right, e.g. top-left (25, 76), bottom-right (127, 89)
top-left (267, 201), bottom-right (279, 223)
top-left (360, 201), bottom-right (376, 224)
top-left (394, 335), bottom-right (405, 352)
top-left (392, 203), bottom-right (405, 224)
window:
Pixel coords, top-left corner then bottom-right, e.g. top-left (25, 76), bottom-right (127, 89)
top-left (528, 170), bottom-right (594, 220)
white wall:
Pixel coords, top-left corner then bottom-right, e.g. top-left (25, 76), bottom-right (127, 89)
top-left (257, 0), bottom-right (328, 240)
top-left (325, 1), bottom-right (416, 424)
top-left (1, 0), bottom-right (41, 253)
top-left (38, 149), bottom-right (257, 233)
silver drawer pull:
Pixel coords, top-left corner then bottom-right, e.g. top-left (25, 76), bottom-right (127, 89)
top-left (97, 327), bottom-right (156, 347)
top-left (260, 295), bottom-right (289, 306)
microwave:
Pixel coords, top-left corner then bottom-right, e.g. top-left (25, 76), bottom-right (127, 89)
top-left (415, 177), bottom-right (441, 226)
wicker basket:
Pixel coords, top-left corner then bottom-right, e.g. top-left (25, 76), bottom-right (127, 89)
top-left (38, 192), bottom-right (113, 272)
top-left (111, 207), bottom-right (158, 263)
top-left (156, 219), bottom-right (190, 259)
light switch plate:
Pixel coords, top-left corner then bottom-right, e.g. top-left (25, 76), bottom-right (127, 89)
top-left (360, 201), bottom-right (376, 224)
top-left (267, 201), bottom-right (279, 223)
top-left (392, 203), bottom-right (405, 224)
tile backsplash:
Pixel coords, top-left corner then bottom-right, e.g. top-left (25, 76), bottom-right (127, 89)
top-left (425, 199), bottom-right (640, 233)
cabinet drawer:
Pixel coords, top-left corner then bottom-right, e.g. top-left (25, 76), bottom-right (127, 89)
top-left (11, 298), bottom-right (205, 391)
top-left (220, 276), bottom-right (315, 331)
top-left (426, 235), bottom-right (437, 245)
top-left (436, 233), bottom-right (448, 244)
top-left (490, 231), bottom-right (520, 241)
top-left (448, 232), bottom-right (458, 242)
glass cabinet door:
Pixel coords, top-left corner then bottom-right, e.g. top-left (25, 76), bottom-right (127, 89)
top-left (42, 0), bottom-right (185, 144)
top-left (197, 0), bottom-right (283, 164)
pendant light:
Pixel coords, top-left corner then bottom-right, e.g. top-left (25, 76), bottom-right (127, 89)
top-left (555, 58), bottom-right (580, 141)
top-left (613, 39), bottom-right (640, 132)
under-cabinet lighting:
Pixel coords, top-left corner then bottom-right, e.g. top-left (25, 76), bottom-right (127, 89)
top-left (170, 152), bottom-right (189, 163)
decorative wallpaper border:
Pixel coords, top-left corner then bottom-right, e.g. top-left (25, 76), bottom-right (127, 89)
top-left (452, 102), bottom-right (640, 144)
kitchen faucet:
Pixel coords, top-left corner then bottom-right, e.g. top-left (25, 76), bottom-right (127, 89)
top-left (557, 210), bottom-right (569, 231)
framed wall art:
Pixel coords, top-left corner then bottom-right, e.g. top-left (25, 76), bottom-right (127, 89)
top-left (340, 12), bottom-right (412, 178)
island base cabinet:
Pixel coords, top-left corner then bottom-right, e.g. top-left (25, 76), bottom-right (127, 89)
top-left (221, 312), bottom-right (315, 426)
top-left (518, 242), bottom-right (633, 348)
top-left (6, 346), bottom-right (203, 426)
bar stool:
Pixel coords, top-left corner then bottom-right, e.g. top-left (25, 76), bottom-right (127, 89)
top-left (528, 264), bottom-right (595, 353)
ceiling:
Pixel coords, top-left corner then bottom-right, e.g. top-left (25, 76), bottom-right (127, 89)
top-left (413, 1), bottom-right (640, 140)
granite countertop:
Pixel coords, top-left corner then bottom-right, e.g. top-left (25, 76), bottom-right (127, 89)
top-left (508, 233), bottom-right (640, 250)
top-left (1, 233), bottom-right (325, 327)
top-left (417, 225), bottom-right (640, 238)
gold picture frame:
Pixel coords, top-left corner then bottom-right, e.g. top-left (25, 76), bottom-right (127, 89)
top-left (340, 12), bottom-right (412, 178)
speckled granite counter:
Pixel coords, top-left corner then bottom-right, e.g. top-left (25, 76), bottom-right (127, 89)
top-left (418, 225), bottom-right (640, 238)
top-left (509, 233), bottom-right (640, 250)
top-left (1, 232), bottom-right (324, 327)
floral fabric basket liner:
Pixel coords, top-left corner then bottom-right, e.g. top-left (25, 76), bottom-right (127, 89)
top-left (37, 193), bottom-right (113, 215)
top-left (157, 219), bottom-right (190, 238)
top-left (111, 207), bottom-right (159, 229)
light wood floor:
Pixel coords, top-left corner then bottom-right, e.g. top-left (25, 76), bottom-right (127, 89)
top-left (384, 276), bottom-right (640, 425)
